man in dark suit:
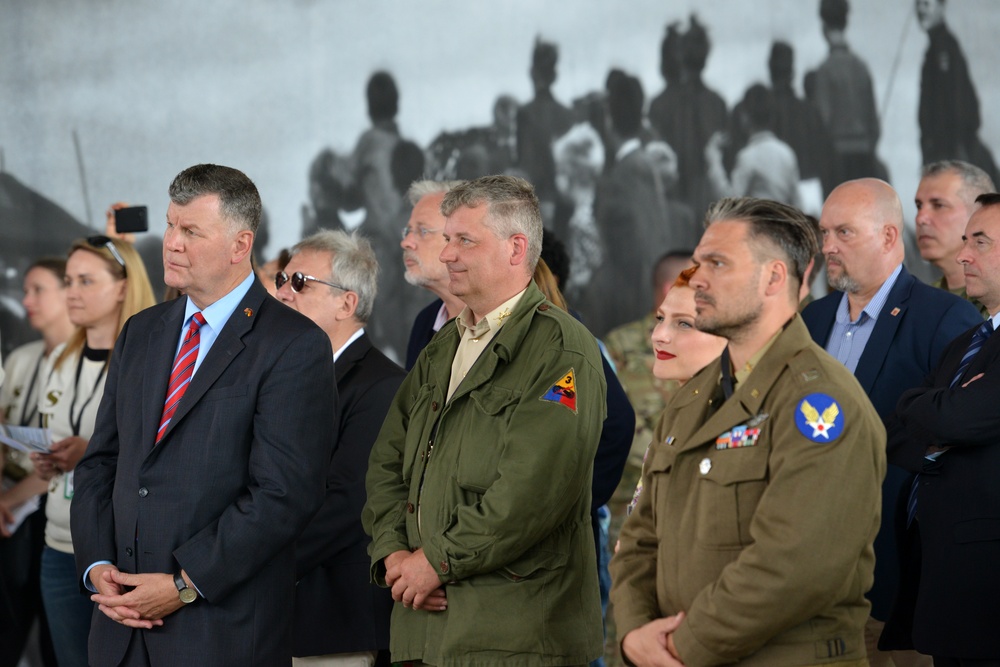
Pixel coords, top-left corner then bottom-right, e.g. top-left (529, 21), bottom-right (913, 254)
top-left (400, 180), bottom-right (465, 371)
top-left (276, 229), bottom-right (404, 666)
top-left (71, 164), bottom-right (337, 666)
top-left (884, 193), bottom-right (1000, 665)
top-left (802, 178), bottom-right (981, 667)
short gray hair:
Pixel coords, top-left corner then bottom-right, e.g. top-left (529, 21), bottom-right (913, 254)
top-left (291, 230), bottom-right (379, 324)
top-left (440, 175), bottom-right (543, 271)
top-left (169, 164), bottom-right (262, 234)
top-left (922, 160), bottom-right (996, 208)
top-left (406, 179), bottom-right (465, 207)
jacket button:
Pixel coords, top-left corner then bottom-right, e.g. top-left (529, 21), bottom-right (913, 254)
top-left (138, 487), bottom-right (149, 498)
top-left (125, 547), bottom-right (133, 557)
top-left (406, 502), bottom-right (414, 513)
top-left (538, 303), bottom-right (549, 311)
top-left (431, 401), bottom-right (439, 411)
top-left (440, 561), bottom-right (449, 573)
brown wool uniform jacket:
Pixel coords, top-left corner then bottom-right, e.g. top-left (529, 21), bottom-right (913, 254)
top-left (610, 316), bottom-right (886, 666)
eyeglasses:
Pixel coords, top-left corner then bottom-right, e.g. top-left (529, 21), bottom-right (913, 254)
top-left (401, 226), bottom-right (441, 241)
top-left (275, 271), bottom-right (348, 294)
top-left (86, 235), bottom-right (127, 276)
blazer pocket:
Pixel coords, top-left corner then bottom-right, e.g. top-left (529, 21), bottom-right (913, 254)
top-left (953, 517), bottom-right (1000, 543)
top-left (202, 384), bottom-right (249, 401)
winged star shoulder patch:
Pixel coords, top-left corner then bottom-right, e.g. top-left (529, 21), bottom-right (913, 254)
top-left (794, 393), bottom-right (845, 443)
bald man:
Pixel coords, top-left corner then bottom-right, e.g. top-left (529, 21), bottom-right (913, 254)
top-left (802, 178), bottom-right (982, 667)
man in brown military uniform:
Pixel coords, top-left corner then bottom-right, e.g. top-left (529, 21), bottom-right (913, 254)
top-left (611, 197), bottom-right (885, 667)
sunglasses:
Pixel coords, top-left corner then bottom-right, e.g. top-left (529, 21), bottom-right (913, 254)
top-left (275, 271), bottom-right (348, 294)
top-left (86, 235), bottom-right (127, 276)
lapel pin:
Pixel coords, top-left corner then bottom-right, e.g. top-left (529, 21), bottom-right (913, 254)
top-left (890, 307), bottom-right (900, 317)
top-left (244, 308), bottom-right (253, 317)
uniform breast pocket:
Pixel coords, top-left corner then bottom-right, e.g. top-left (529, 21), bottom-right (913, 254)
top-left (456, 386), bottom-right (521, 493)
top-left (695, 445), bottom-right (769, 549)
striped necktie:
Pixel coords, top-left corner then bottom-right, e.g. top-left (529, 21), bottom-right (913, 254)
top-left (950, 319), bottom-right (994, 388)
top-left (156, 312), bottom-right (206, 443)
top-left (907, 318), bottom-right (995, 524)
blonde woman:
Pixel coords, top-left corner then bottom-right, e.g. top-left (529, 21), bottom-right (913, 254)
top-left (31, 236), bottom-right (154, 667)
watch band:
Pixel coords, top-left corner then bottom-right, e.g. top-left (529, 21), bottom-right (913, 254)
top-left (174, 571), bottom-right (197, 604)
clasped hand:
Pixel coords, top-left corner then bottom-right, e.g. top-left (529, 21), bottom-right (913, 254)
top-left (622, 612), bottom-right (688, 667)
top-left (89, 564), bottom-right (186, 628)
top-left (384, 548), bottom-right (448, 612)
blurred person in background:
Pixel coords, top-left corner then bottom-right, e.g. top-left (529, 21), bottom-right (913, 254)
top-left (0, 257), bottom-right (74, 667)
top-left (31, 237), bottom-right (155, 667)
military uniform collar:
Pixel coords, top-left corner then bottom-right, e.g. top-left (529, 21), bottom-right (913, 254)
top-left (455, 287), bottom-right (527, 341)
top-left (678, 315), bottom-right (815, 451)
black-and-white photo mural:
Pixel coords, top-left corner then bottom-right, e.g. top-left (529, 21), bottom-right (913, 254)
top-left (3, 0), bottom-right (998, 357)
top-left (3, 1), bottom-right (1000, 666)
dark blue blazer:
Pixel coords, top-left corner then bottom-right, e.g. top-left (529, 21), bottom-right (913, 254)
top-left (802, 265), bottom-right (982, 620)
top-left (72, 279), bottom-right (338, 667)
top-left (293, 332), bottom-right (403, 657)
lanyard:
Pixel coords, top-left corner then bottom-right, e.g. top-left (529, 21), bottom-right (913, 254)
top-left (68, 352), bottom-right (108, 437)
top-left (17, 352), bottom-right (45, 427)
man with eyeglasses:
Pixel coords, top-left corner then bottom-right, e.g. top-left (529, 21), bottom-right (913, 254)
top-left (400, 179), bottom-right (467, 370)
top-left (71, 164), bottom-right (336, 667)
top-left (364, 175), bottom-right (607, 666)
top-left (274, 229), bottom-right (403, 667)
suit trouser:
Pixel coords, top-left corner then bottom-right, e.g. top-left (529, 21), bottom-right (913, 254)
top-left (865, 616), bottom-right (933, 667)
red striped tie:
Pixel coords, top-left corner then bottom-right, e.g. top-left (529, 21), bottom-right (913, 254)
top-left (156, 312), bottom-right (206, 443)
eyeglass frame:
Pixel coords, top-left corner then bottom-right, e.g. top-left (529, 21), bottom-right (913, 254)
top-left (275, 270), bottom-right (349, 294)
top-left (86, 235), bottom-right (127, 276)
top-left (401, 225), bottom-right (441, 241)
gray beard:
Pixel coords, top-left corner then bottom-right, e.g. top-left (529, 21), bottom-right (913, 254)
top-left (828, 271), bottom-right (861, 294)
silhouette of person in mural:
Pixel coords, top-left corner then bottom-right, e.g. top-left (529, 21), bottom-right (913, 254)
top-left (916, 0), bottom-right (1000, 186)
top-left (768, 41), bottom-right (836, 197)
top-left (516, 39), bottom-right (575, 223)
top-left (809, 0), bottom-right (881, 185)
top-left (647, 15), bottom-right (728, 221)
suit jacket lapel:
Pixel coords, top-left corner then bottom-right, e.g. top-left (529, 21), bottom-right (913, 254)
top-left (804, 292), bottom-right (838, 348)
top-left (156, 282), bottom-right (265, 445)
top-left (335, 333), bottom-right (370, 387)
top-left (854, 268), bottom-right (912, 393)
top-left (142, 299), bottom-right (188, 455)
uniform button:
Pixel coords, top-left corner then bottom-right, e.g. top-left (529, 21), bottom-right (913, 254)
top-left (406, 502), bottom-right (415, 513)
top-left (138, 487), bottom-right (149, 498)
top-left (699, 458), bottom-right (712, 475)
top-left (420, 452), bottom-right (425, 461)
top-left (125, 547), bottom-right (133, 557)
top-left (431, 401), bottom-right (439, 412)
top-left (440, 561), bottom-right (449, 573)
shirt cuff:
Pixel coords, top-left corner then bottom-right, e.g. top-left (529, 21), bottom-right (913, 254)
top-left (83, 560), bottom-right (113, 592)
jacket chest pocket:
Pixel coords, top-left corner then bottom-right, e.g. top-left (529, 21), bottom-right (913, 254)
top-left (693, 443), bottom-right (770, 549)
top-left (455, 385), bottom-right (521, 493)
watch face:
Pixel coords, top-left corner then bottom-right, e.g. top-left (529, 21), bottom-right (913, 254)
top-left (179, 587), bottom-right (198, 604)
